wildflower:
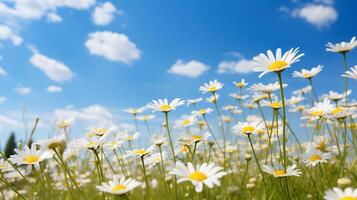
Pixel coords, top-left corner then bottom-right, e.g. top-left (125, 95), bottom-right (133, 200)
top-left (38, 135), bottom-right (66, 154)
top-left (249, 82), bottom-right (287, 94)
top-left (287, 95), bottom-right (304, 105)
top-left (233, 121), bottom-right (264, 135)
top-left (324, 187), bottom-right (357, 200)
top-left (174, 115), bottom-right (197, 128)
top-left (337, 177), bottom-right (352, 188)
top-left (293, 85), bottom-right (312, 96)
top-left (146, 98), bottom-right (185, 113)
top-left (9, 144), bottom-right (53, 171)
top-left (233, 79), bottom-right (247, 88)
top-left (0, 158), bottom-right (12, 172)
top-left (57, 119), bottom-right (71, 129)
top-left (186, 98), bottom-right (203, 106)
top-left (191, 108), bottom-right (213, 116)
top-left (326, 90), bottom-right (352, 102)
top-left (136, 115), bottom-right (155, 121)
top-left (206, 94), bottom-right (220, 103)
top-left (124, 107), bottom-right (145, 115)
top-left (343, 66), bottom-right (357, 80)
top-left (292, 65), bottom-right (323, 79)
top-left (326, 36), bottom-right (357, 53)
top-left (75, 136), bottom-right (104, 150)
top-left (187, 132), bottom-right (211, 143)
top-left (120, 131), bottom-right (140, 142)
top-left (96, 175), bottom-right (141, 195)
top-left (151, 134), bottom-right (167, 146)
top-left (307, 98), bottom-right (334, 118)
top-left (170, 162), bottom-right (226, 192)
top-left (127, 146), bottom-right (155, 158)
top-left (263, 164), bottom-right (301, 178)
top-left (199, 79), bottom-right (224, 94)
top-left (303, 150), bottom-right (331, 167)
top-left (252, 48), bottom-right (304, 77)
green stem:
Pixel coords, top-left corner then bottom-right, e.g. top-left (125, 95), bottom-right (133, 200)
top-left (277, 72), bottom-right (287, 169)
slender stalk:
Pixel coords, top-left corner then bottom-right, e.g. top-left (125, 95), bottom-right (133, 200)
top-left (308, 78), bottom-right (318, 102)
top-left (140, 156), bottom-right (150, 199)
top-left (342, 52), bottom-right (348, 106)
top-left (247, 134), bottom-right (267, 193)
top-left (0, 173), bottom-right (26, 200)
top-left (277, 72), bottom-right (287, 169)
top-left (191, 142), bottom-right (198, 163)
top-left (164, 112), bottom-right (176, 164)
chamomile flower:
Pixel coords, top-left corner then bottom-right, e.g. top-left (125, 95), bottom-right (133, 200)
top-left (38, 135), bottom-right (66, 153)
top-left (263, 164), bottom-right (301, 178)
top-left (307, 98), bottom-right (334, 118)
top-left (146, 98), bottom-right (185, 113)
top-left (127, 146), bottom-right (155, 158)
top-left (249, 82), bottom-right (287, 93)
top-left (151, 134), bottom-right (167, 146)
top-left (0, 158), bottom-right (12, 172)
top-left (324, 187), bottom-right (357, 200)
top-left (252, 48), bottom-right (304, 77)
top-left (186, 98), bottom-right (203, 106)
top-left (303, 150), bottom-right (331, 167)
top-left (206, 94), bottom-right (220, 103)
top-left (293, 85), bottom-right (312, 96)
top-left (9, 144), bottom-right (53, 171)
top-left (326, 90), bottom-right (352, 102)
top-left (174, 115), bottom-right (197, 128)
top-left (170, 162), bottom-right (227, 192)
top-left (57, 119), bottom-right (71, 129)
top-left (233, 79), bottom-right (248, 88)
top-left (75, 136), bottom-right (105, 150)
top-left (187, 132), bottom-right (211, 143)
top-left (292, 65), bottom-right (323, 79)
top-left (233, 121), bottom-right (264, 135)
top-left (124, 107), bottom-right (145, 115)
top-left (343, 66), bottom-right (357, 80)
top-left (199, 80), bottom-right (224, 94)
top-left (326, 36), bottom-right (357, 53)
top-left (287, 95), bottom-right (304, 105)
top-left (96, 175), bottom-right (141, 195)
top-left (191, 108), bottom-right (213, 116)
top-left (120, 131), bottom-right (140, 142)
top-left (136, 115), bottom-right (155, 121)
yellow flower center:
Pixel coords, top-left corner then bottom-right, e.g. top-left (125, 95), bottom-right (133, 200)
top-left (271, 102), bottom-right (282, 109)
top-left (303, 72), bottom-right (311, 78)
top-left (189, 171), bottom-right (208, 181)
top-left (235, 83), bottom-right (244, 88)
top-left (25, 155), bottom-right (39, 164)
top-left (332, 107), bottom-right (343, 115)
top-left (86, 141), bottom-right (96, 148)
top-left (310, 110), bottom-right (324, 117)
top-left (309, 154), bottom-right (322, 161)
top-left (182, 119), bottom-right (191, 126)
top-left (198, 109), bottom-right (206, 115)
top-left (242, 126), bottom-right (255, 134)
top-left (340, 197), bottom-right (357, 200)
top-left (191, 135), bottom-right (203, 142)
top-left (160, 104), bottom-right (172, 112)
top-left (180, 146), bottom-right (189, 153)
top-left (268, 61), bottom-right (288, 72)
top-left (112, 184), bottom-right (127, 192)
top-left (127, 136), bottom-right (134, 141)
top-left (274, 170), bottom-right (286, 176)
top-left (134, 149), bottom-right (147, 155)
top-left (208, 86), bottom-right (217, 92)
top-left (316, 140), bottom-right (327, 152)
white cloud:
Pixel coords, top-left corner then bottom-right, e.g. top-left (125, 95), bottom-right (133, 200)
top-left (0, 66), bottom-right (8, 76)
top-left (0, 25), bottom-right (23, 46)
top-left (167, 60), bottom-right (209, 78)
top-left (54, 104), bottom-right (115, 126)
top-left (92, 2), bottom-right (117, 26)
top-left (0, 114), bottom-right (23, 128)
top-left (47, 85), bottom-right (63, 93)
top-left (292, 4), bottom-right (337, 28)
top-left (14, 86), bottom-right (31, 95)
top-left (0, 0), bottom-right (95, 21)
top-left (218, 59), bottom-right (254, 74)
top-left (0, 96), bottom-right (6, 103)
top-left (30, 51), bottom-right (74, 82)
top-left (85, 31), bottom-right (141, 64)
top-left (47, 12), bottom-right (62, 23)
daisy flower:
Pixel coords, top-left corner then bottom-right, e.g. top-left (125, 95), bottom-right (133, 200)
top-left (303, 150), bottom-right (331, 167)
top-left (233, 121), bottom-right (264, 135)
top-left (263, 164), bottom-right (301, 178)
top-left (233, 79), bottom-right (248, 88)
top-left (120, 131), bottom-right (140, 142)
top-left (249, 82), bottom-right (287, 93)
top-left (75, 136), bottom-right (105, 150)
top-left (174, 115), bottom-right (197, 128)
top-left (292, 65), bottom-right (323, 79)
top-left (151, 134), bottom-right (167, 146)
top-left (206, 94), bottom-right (220, 103)
top-left (127, 146), bottom-right (155, 158)
top-left (170, 162), bottom-right (227, 192)
top-left (57, 119), bottom-right (72, 129)
top-left (199, 80), bottom-right (224, 94)
top-left (293, 85), bottom-right (312, 96)
top-left (136, 115), bottom-right (155, 121)
top-left (325, 90), bottom-right (352, 102)
top-left (229, 93), bottom-right (249, 101)
top-left (9, 144), bottom-right (53, 171)
top-left (252, 48), bottom-right (304, 77)
top-left (324, 187), bottom-right (357, 200)
top-left (146, 98), bottom-right (185, 113)
top-left (187, 132), bottom-right (211, 143)
top-left (326, 36), bottom-right (357, 53)
top-left (0, 158), bottom-right (12, 172)
top-left (96, 175), bottom-right (141, 195)
top-left (186, 98), bottom-right (203, 106)
top-left (307, 98), bottom-right (334, 118)
top-left (191, 108), bottom-right (213, 116)
top-left (124, 107), bottom-right (145, 115)
top-left (343, 66), bottom-right (357, 80)
top-left (287, 95), bottom-right (304, 105)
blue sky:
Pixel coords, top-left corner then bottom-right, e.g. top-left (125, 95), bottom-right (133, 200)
top-left (0, 0), bottom-right (356, 146)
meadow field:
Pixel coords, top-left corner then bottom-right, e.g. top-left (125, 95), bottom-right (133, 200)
top-left (0, 38), bottom-right (357, 200)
